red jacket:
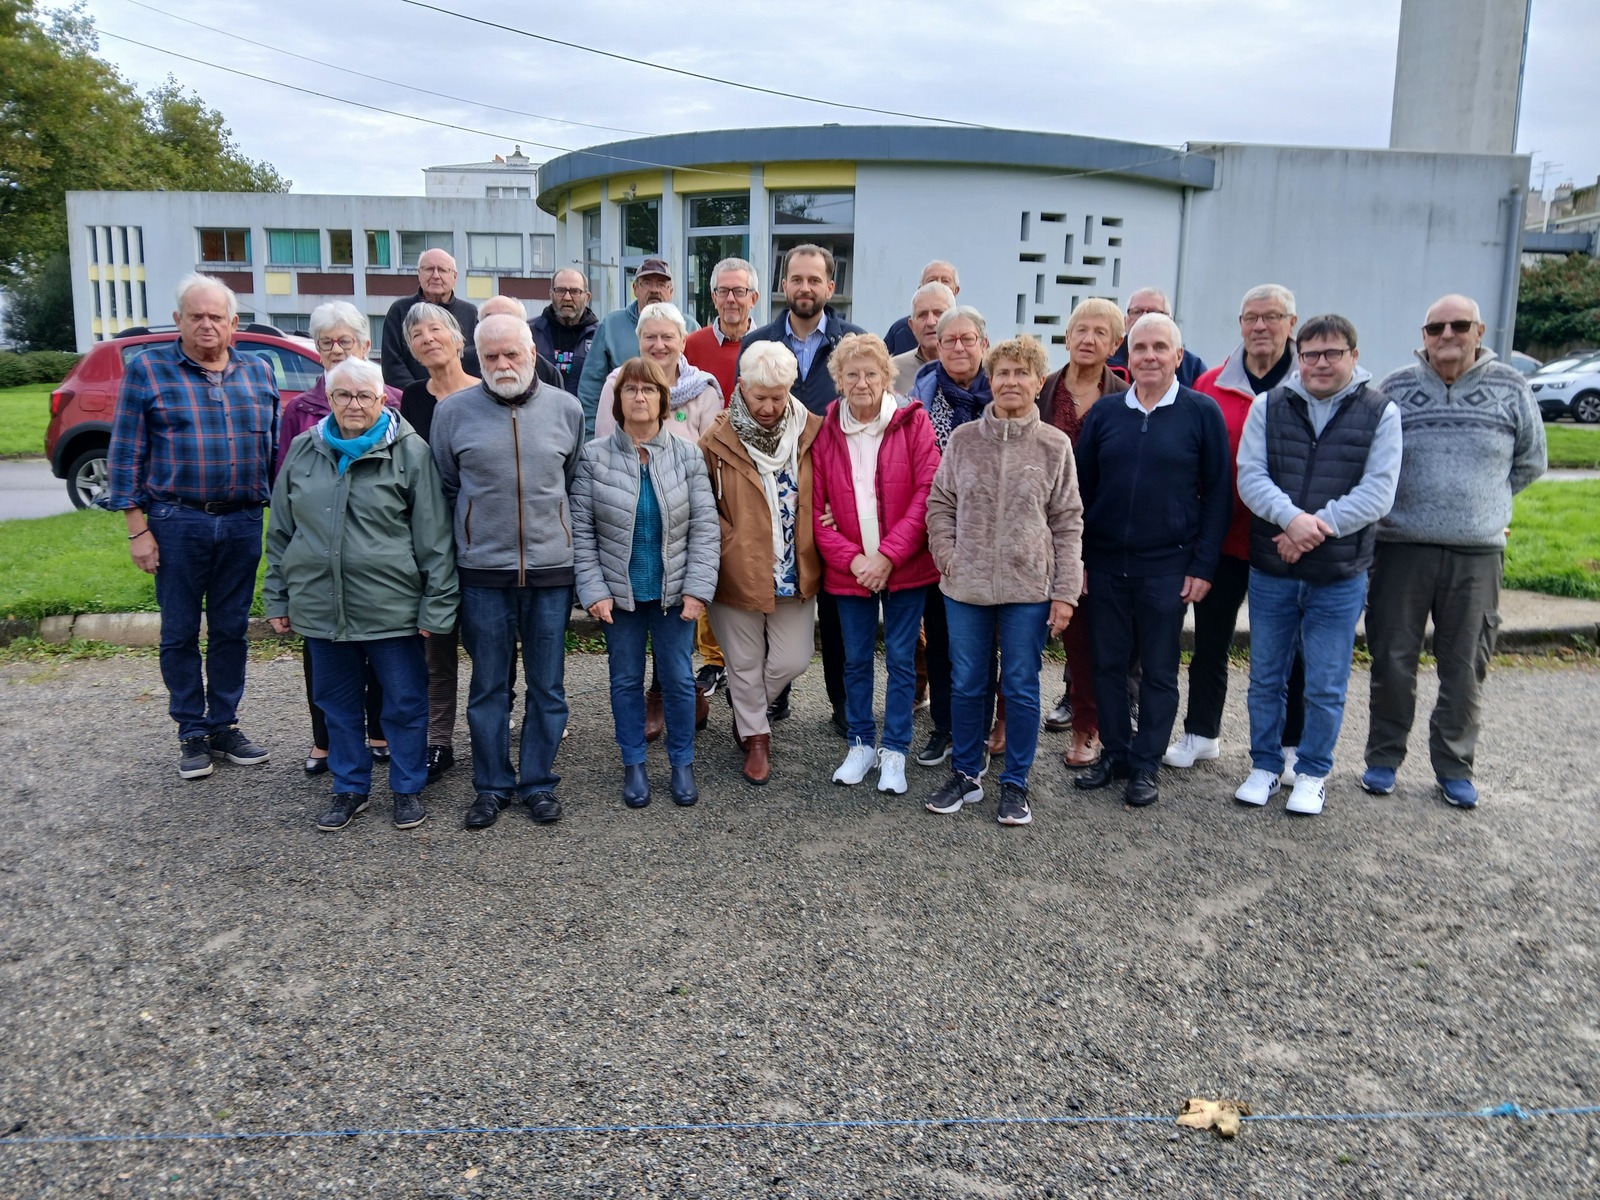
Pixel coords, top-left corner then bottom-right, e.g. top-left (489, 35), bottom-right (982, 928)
top-left (683, 324), bottom-right (742, 405)
top-left (1192, 350), bottom-right (1260, 561)
top-left (810, 399), bottom-right (941, 596)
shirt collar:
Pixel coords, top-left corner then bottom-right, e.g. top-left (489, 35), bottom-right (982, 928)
top-left (1124, 377), bottom-right (1180, 411)
top-left (713, 318), bottom-right (749, 345)
top-left (784, 311), bottom-right (827, 342)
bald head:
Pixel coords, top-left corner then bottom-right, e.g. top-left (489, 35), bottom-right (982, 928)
top-left (478, 295), bottom-right (528, 321)
top-left (1421, 293), bottom-right (1485, 385)
top-left (920, 260), bottom-right (960, 293)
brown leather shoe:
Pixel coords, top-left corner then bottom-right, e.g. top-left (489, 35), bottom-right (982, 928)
top-left (695, 686), bottom-right (710, 731)
top-left (742, 733), bottom-right (771, 786)
top-left (986, 695), bottom-right (1007, 756)
top-left (1063, 729), bottom-right (1102, 768)
top-left (644, 688), bottom-right (665, 742)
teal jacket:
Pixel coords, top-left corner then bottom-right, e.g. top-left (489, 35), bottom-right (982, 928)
top-left (264, 414), bottom-right (458, 640)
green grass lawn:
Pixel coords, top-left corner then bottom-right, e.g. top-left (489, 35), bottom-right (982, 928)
top-left (1503, 479), bottom-right (1600, 599)
top-left (0, 384), bottom-right (54, 458)
top-left (1543, 422), bottom-right (1600, 470)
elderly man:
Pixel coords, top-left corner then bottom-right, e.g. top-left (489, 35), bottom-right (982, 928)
top-left (577, 256), bottom-right (697, 436)
top-left (105, 274), bottom-right (277, 779)
top-left (1362, 294), bottom-right (1546, 809)
top-left (1166, 283), bottom-right (1306, 773)
top-left (431, 314), bottom-right (585, 831)
top-left (884, 261), bottom-right (960, 356)
top-left (381, 248), bottom-right (480, 389)
top-left (1233, 315), bottom-right (1401, 816)
top-left (1073, 314), bottom-right (1230, 808)
top-left (1106, 287), bottom-right (1208, 386)
top-left (891, 281), bottom-right (956, 395)
top-left (684, 256), bottom-right (759, 400)
top-left (530, 268), bottom-right (598, 396)
top-left (466, 295), bottom-right (562, 387)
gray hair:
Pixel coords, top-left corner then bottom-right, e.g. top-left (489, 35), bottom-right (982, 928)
top-left (1128, 312), bottom-right (1184, 350)
top-left (308, 300), bottom-right (369, 343)
top-left (1240, 283), bottom-right (1296, 316)
top-left (922, 260), bottom-right (959, 288)
top-left (739, 342), bottom-right (799, 390)
top-left (478, 295), bottom-right (528, 320)
top-left (936, 305), bottom-right (987, 341)
top-left (637, 301), bottom-right (688, 337)
top-left (552, 266), bottom-right (589, 290)
top-left (911, 281), bottom-right (956, 310)
top-left (174, 273), bottom-right (238, 319)
top-left (1426, 293), bottom-right (1482, 322)
top-left (402, 302), bottom-right (465, 354)
top-left (1125, 286), bottom-right (1170, 312)
top-left (474, 312), bottom-right (534, 355)
top-left (326, 356), bottom-right (384, 395)
top-left (711, 257), bottom-right (759, 294)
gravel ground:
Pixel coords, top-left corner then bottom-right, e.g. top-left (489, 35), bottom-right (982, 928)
top-left (1, 647), bottom-right (1598, 1198)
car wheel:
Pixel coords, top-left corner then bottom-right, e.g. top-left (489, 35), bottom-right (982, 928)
top-left (1573, 392), bottom-right (1600, 424)
top-left (66, 448), bottom-right (109, 510)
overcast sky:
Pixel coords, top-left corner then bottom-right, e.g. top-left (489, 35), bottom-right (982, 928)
top-left (74, 0), bottom-right (1600, 201)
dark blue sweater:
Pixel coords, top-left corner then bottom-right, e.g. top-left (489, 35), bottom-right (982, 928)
top-left (1075, 386), bottom-right (1231, 579)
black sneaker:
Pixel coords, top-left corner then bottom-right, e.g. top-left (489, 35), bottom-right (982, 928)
top-left (925, 771), bottom-right (984, 815)
top-left (178, 736), bottom-right (214, 780)
top-left (830, 707), bottom-right (849, 738)
top-left (209, 726), bottom-right (269, 766)
top-left (997, 782), bottom-right (1033, 826)
top-left (392, 793), bottom-right (427, 830)
top-left (767, 684), bottom-right (792, 723)
top-left (425, 745), bottom-right (455, 784)
top-left (1043, 692), bottom-right (1072, 733)
top-left (915, 730), bottom-right (953, 767)
top-left (695, 664), bottom-right (726, 695)
top-left (526, 792), bottom-right (563, 824)
top-left (317, 793), bottom-right (369, 832)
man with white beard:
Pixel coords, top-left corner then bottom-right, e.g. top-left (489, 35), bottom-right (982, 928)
top-left (430, 314), bottom-right (585, 831)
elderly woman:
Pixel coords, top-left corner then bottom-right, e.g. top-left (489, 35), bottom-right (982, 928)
top-left (811, 333), bottom-right (940, 795)
top-left (397, 302), bottom-right (479, 783)
top-left (595, 302), bottom-right (723, 442)
top-left (699, 342), bottom-right (822, 786)
top-left (275, 301), bottom-right (402, 776)
top-left (573, 358), bottom-right (719, 808)
top-left (1034, 298), bottom-right (1127, 768)
top-left (265, 357), bottom-right (458, 832)
top-left (923, 337), bottom-right (1084, 828)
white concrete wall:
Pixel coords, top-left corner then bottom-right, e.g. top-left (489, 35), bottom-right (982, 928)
top-left (1181, 144), bottom-right (1529, 376)
top-left (1390, 0), bottom-right (1528, 155)
top-left (424, 167), bottom-right (540, 198)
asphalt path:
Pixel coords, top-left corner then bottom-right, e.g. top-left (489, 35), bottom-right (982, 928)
top-left (0, 458), bottom-right (74, 520)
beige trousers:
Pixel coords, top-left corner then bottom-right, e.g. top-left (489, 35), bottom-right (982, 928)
top-left (708, 597), bottom-right (816, 738)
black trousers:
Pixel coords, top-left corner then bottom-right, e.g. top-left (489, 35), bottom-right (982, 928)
top-left (921, 592), bottom-right (999, 738)
top-left (1089, 570), bottom-right (1184, 773)
top-left (817, 591), bottom-right (846, 712)
top-left (1186, 555), bottom-right (1304, 745)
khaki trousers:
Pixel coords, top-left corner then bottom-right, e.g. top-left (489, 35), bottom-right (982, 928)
top-left (708, 598), bottom-right (816, 738)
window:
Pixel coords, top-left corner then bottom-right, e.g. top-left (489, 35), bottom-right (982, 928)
top-left (242, 340), bottom-right (323, 393)
top-left (529, 234), bottom-right (554, 273)
top-left (685, 194), bottom-right (751, 328)
top-left (329, 230), bottom-right (354, 266)
top-left (468, 233), bottom-right (523, 272)
top-left (268, 312), bottom-right (312, 335)
top-left (770, 191), bottom-right (854, 323)
top-left (486, 186), bottom-right (531, 198)
top-left (582, 209), bottom-right (601, 282)
top-left (399, 231), bottom-right (452, 268)
top-left (619, 199), bottom-right (659, 258)
top-left (267, 229), bottom-right (320, 267)
top-left (134, 226), bottom-right (145, 265)
top-left (138, 281), bottom-right (148, 315)
top-left (87, 228), bottom-right (99, 264)
top-left (366, 230), bottom-right (391, 268)
top-left (123, 280), bottom-right (134, 318)
top-left (119, 227), bottom-right (131, 265)
top-left (199, 227), bottom-right (250, 265)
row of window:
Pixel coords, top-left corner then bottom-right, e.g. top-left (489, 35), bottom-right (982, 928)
top-left (196, 228), bottom-right (555, 273)
top-left (87, 225), bottom-right (146, 266)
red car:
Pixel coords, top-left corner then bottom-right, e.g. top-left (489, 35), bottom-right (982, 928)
top-left (45, 327), bottom-right (324, 509)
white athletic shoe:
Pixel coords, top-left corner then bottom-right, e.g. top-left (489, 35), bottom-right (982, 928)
top-left (876, 749), bottom-right (908, 794)
top-left (1234, 768), bottom-right (1282, 806)
top-left (833, 740), bottom-right (877, 786)
top-left (1280, 745), bottom-right (1299, 785)
top-left (1163, 732), bottom-right (1220, 768)
top-left (1285, 774), bottom-right (1327, 815)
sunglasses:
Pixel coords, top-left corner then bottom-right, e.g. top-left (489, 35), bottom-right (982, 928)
top-left (1423, 319), bottom-right (1477, 337)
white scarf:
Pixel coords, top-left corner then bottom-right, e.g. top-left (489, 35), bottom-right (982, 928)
top-left (739, 395), bottom-right (809, 570)
top-left (838, 391), bottom-right (895, 557)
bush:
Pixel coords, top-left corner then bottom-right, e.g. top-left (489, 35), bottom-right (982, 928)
top-left (0, 351), bottom-right (83, 388)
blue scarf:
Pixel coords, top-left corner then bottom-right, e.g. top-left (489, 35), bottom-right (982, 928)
top-left (321, 410), bottom-right (391, 475)
top-left (933, 363), bottom-right (991, 427)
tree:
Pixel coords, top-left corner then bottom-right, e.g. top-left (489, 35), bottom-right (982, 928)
top-left (2, 251), bottom-right (74, 350)
top-left (1516, 256), bottom-right (1600, 357)
top-left (142, 77), bottom-right (286, 195)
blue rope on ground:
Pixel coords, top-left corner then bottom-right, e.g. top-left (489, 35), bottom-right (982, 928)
top-left (3, 1101), bottom-right (1598, 1148)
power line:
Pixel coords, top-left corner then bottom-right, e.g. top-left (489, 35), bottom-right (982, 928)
top-left (117, 0), bottom-right (649, 139)
top-left (397, 0), bottom-right (990, 130)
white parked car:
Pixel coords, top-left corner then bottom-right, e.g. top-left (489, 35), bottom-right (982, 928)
top-left (1529, 351), bottom-right (1600, 422)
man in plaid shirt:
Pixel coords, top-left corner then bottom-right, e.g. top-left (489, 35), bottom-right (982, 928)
top-left (105, 274), bottom-right (280, 780)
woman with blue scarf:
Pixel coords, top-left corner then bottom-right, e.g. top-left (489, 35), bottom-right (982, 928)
top-left (265, 357), bottom-right (458, 833)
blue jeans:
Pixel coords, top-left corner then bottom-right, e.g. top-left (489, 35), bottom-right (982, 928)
top-left (1247, 571), bottom-right (1368, 779)
top-left (1088, 570), bottom-right (1185, 773)
top-left (605, 601), bottom-right (697, 767)
top-left (306, 635), bottom-right (429, 794)
top-left (945, 597), bottom-right (1049, 788)
top-left (834, 586), bottom-right (928, 755)
top-left (147, 502), bottom-right (263, 740)
top-left (459, 584), bottom-right (570, 799)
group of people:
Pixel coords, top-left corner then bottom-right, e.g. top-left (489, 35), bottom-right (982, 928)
top-left (102, 242), bottom-right (1546, 833)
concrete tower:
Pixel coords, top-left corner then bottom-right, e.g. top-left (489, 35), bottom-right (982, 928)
top-left (1389, 0), bottom-right (1532, 154)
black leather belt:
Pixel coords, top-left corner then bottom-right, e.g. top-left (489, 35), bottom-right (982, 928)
top-left (174, 499), bottom-right (263, 515)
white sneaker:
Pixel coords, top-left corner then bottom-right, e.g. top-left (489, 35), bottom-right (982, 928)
top-left (1285, 774), bottom-right (1327, 815)
top-left (1234, 768), bottom-right (1282, 806)
top-left (1163, 732), bottom-right (1220, 768)
top-left (1280, 745), bottom-right (1298, 785)
top-left (876, 749), bottom-right (908, 794)
top-left (833, 740), bottom-right (877, 786)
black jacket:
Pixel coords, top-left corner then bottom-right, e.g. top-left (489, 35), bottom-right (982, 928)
top-left (381, 290), bottom-right (480, 389)
top-left (530, 305), bottom-right (599, 396)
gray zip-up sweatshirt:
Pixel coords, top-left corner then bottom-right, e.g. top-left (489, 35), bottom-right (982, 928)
top-left (429, 381), bottom-right (585, 586)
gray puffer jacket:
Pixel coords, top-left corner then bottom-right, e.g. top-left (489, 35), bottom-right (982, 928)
top-left (571, 425), bottom-right (719, 611)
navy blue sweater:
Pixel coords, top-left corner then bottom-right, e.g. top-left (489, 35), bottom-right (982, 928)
top-left (1075, 386), bottom-right (1231, 579)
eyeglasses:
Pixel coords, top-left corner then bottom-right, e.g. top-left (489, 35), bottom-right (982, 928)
top-left (1126, 307), bottom-right (1166, 320)
top-left (939, 333), bottom-right (981, 349)
top-left (1240, 311), bottom-right (1290, 327)
top-left (712, 287), bottom-right (753, 300)
top-left (1423, 319), bottom-right (1477, 337)
top-left (329, 390), bottom-right (382, 406)
top-left (551, 286), bottom-right (587, 297)
top-left (1298, 347), bottom-right (1349, 364)
top-left (316, 336), bottom-right (358, 352)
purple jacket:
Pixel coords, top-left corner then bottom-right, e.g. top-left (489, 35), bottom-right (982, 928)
top-left (274, 376), bottom-right (402, 479)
